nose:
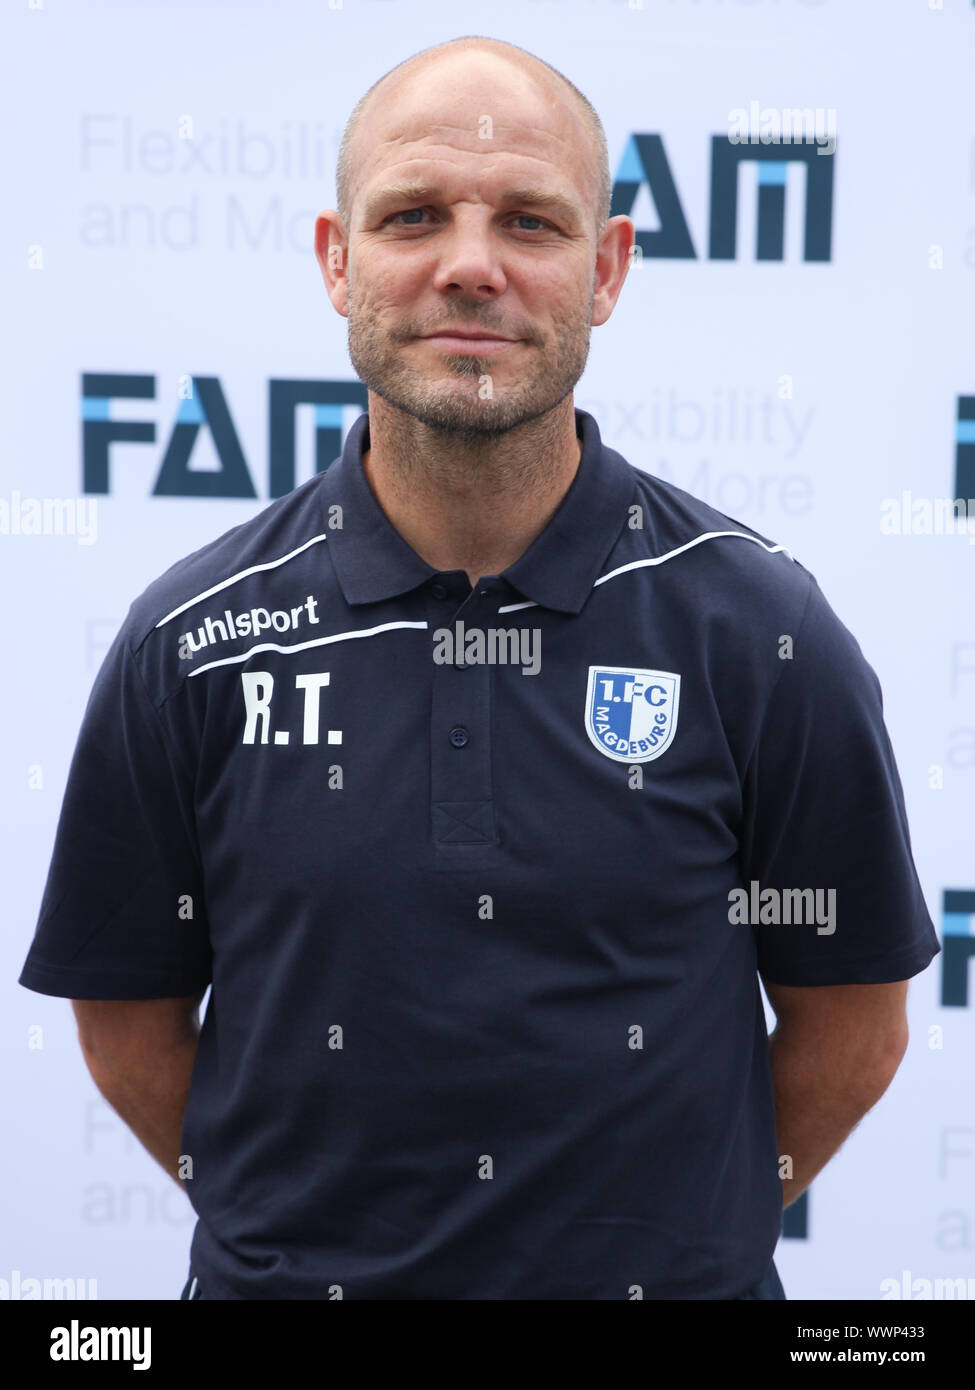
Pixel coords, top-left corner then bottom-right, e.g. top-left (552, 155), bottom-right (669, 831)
top-left (429, 208), bottom-right (508, 299)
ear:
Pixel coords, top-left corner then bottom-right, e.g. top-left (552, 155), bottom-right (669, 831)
top-left (592, 215), bottom-right (636, 328)
top-left (314, 210), bottom-right (350, 318)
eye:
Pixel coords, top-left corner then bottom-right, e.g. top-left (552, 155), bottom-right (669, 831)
top-left (385, 208), bottom-right (430, 226)
top-left (382, 208), bottom-right (553, 232)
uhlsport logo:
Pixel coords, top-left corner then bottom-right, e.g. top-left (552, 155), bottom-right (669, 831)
top-left (585, 666), bottom-right (680, 764)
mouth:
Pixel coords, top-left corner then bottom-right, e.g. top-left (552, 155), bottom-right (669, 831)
top-left (419, 331), bottom-right (521, 355)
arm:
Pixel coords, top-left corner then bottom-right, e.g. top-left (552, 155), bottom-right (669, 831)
top-left (763, 979), bottom-right (910, 1209)
top-left (71, 992), bottom-right (206, 1186)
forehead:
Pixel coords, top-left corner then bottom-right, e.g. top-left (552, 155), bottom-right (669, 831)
top-left (352, 53), bottom-right (594, 218)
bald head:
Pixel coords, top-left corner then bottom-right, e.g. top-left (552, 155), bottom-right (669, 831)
top-left (336, 36), bottom-right (611, 239)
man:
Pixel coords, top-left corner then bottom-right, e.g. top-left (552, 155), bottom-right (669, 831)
top-left (20, 36), bottom-right (939, 1301)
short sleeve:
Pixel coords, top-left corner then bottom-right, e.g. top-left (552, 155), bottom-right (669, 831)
top-left (18, 616), bottom-right (212, 999)
top-left (739, 573), bottom-right (941, 986)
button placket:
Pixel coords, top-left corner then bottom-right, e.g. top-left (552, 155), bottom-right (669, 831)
top-left (429, 578), bottom-right (497, 849)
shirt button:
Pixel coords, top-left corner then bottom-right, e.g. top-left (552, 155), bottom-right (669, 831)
top-left (449, 726), bottom-right (470, 748)
top-left (431, 583), bottom-right (448, 599)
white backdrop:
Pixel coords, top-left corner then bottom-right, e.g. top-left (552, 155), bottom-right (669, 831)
top-left (2, 0), bottom-right (973, 1301)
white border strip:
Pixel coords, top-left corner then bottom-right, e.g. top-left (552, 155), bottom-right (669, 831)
top-left (497, 530), bottom-right (795, 613)
top-left (186, 620), bottom-right (428, 678)
top-left (155, 533), bottom-right (331, 629)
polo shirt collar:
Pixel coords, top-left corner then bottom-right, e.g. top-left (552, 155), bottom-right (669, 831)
top-left (320, 407), bottom-right (635, 614)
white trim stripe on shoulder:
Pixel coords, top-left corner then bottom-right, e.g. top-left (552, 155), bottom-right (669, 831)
top-left (186, 621), bottom-right (428, 678)
top-left (155, 533), bottom-right (331, 629)
top-left (496, 530), bottom-right (795, 613)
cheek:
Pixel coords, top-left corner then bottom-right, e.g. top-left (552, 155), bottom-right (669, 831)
top-left (516, 263), bottom-right (583, 310)
top-left (357, 254), bottom-right (428, 309)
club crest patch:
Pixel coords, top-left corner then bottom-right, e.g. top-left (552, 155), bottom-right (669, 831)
top-left (585, 666), bottom-right (681, 764)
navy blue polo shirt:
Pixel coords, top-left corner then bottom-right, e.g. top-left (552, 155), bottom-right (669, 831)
top-left (20, 407), bottom-right (940, 1300)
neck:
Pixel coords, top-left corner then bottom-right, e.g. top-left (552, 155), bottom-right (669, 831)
top-left (360, 396), bottom-right (583, 588)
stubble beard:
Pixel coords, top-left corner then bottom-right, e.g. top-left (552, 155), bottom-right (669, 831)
top-left (346, 285), bottom-right (594, 444)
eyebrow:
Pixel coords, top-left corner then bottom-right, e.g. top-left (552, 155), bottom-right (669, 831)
top-left (362, 181), bottom-right (581, 226)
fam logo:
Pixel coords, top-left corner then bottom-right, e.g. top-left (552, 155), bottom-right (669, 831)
top-left (585, 666), bottom-right (680, 764)
top-left (82, 374), bottom-right (367, 498)
top-left (612, 134), bottom-right (835, 262)
top-left (956, 396), bottom-right (975, 502)
top-left (941, 889), bottom-right (975, 1007)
